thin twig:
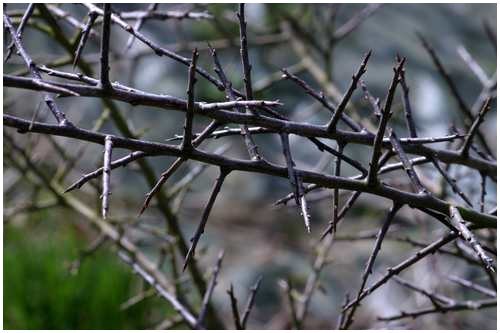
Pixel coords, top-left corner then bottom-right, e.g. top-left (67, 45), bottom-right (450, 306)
top-left (388, 129), bottom-right (427, 194)
top-left (240, 275), bottom-right (262, 329)
top-left (124, 3), bottom-right (158, 52)
top-left (342, 203), bottom-right (402, 329)
top-left (209, 44), bottom-right (262, 161)
top-left (447, 274), bottom-right (496, 298)
top-left (102, 135), bottom-right (113, 219)
top-left (4, 11), bottom-right (76, 125)
top-left (326, 50), bottom-right (371, 132)
top-left (4, 4), bottom-right (35, 63)
top-left (73, 10), bottom-right (99, 68)
top-left (183, 168), bottom-right (229, 271)
top-left (196, 250), bottom-right (225, 328)
top-left (227, 284), bottom-right (243, 329)
top-left (237, 3), bottom-right (255, 115)
top-left (460, 98), bottom-right (491, 157)
top-left (181, 48), bottom-right (199, 151)
top-left (449, 206), bottom-right (494, 271)
top-left (366, 58), bottom-right (405, 185)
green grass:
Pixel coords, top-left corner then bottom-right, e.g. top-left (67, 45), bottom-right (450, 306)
top-left (4, 215), bottom-right (174, 329)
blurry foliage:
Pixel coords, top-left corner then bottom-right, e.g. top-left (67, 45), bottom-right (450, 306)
top-left (4, 214), bottom-right (175, 329)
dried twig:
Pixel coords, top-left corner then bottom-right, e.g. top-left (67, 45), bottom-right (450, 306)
top-left (449, 206), bottom-right (494, 271)
top-left (4, 4), bottom-right (35, 63)
top-left (99, 4), bottom-right (112, 89)
top-left (183, 168), bottom-right (229, 271)
top-left (196, 251), bottom-right (225, 328)
top-left (73, 11), bottom-right (99, 68)
top-left (102, 135), bottom-right (113, 219)
top-left (342, 203), bottom-right (402, 329)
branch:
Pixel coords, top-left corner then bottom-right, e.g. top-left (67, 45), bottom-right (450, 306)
top-left (4, 114), bottom-right (497, 228)
top-left (227, 284), bottom-right (243, 329)
top-left (449, 206), bottom-right (495, 271)
top-left (4, 4), bottom-right (35, 63)
top-left (377, 298), bottom-right (496, 321)
top-left (99, 4), bottom-right (112, 89)
top-left (398, 62), bottom-right (418, 137)
top-left (73, 10), bottom-right (99, 68)
top-left (418, 33), bottom-right (493, 157)
top-left (209, 44), bottom-right (262, 161)
top-left (196, 251), bottom-right (225, 328)
top-left (183, 168), bottom-right (230, 271)
top-left (388, 129), bottom-right (427, 194)
top-left (334, 4), bottom-right (382, 41)
top-left (447, 274), bottom-right (496, 298)
top-left (124, 3), bottom-right (158, 52)
top-left (5, 74), bottom-right (496, 178)
top-left (366, 58), bottom-right (405, 185)
top-left (102, 135), bottom-right (113, 219)
top-left (342, 203), bottom-right (402, 329)
top-left (240, 275), bottom-right (262, 329)
top-left (460, 98), bottom-right (491, 157)
top-left (181, 48), bottom-right (199, 151)
top-left (237, 3), bottom-right (255, 115)
top-left (3, 11), bottom-right (75, 125)
top-left (326, 50), bottom-right (371, 132)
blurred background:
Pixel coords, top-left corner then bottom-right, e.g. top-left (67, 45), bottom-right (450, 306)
top-left (3, 3), bottom-right (497, 329)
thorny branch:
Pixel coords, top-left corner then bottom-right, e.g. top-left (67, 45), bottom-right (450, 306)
top-left (3, 3), bottom-right (496, 330)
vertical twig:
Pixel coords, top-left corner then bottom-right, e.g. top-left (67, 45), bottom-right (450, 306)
top-left (181, 48), bottom-right (199, 152)
top-left (102, 135), bottom-right (113, 219)
top-left (209, 44), bottom-right (262, 161)
top-left (227, 284), bottom-right (243, 329)
top-left (332, 141), bottom-right (345, 234)
top-left (279, 133), bottom-right (299, 205)
top-left (397, 60), bottom-right (418, 138)
top-left (480, 172), bottom-right (487, 213)
top-left (237, 3), bottom-right (256, 116)
top-left (99, 3), bottom-right (112, 89)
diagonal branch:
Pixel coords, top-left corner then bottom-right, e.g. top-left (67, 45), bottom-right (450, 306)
top-left (449, 206), bottom-right (495, 271)
top-left (183, 168), bottom-right (230, 271)
top-left (326, 50), bottom-right (371, 132)
top-left (388, 129), bottom-right (427, 194)
top-left (125, 3), bottom-right (159, 52)
top-left (196, 250), bottom-right (225, 328)
top-left (366, 58), bottom-right (405, 185)
top-left (4, 3), bottom-right (35, 63)
top-left (460, 97), bottom-right (491, 158)
top-left (3, 11), bottom-right (76, 125)
top-left (342, 203), bottom-right (402, 329)
top-left (418, 33), bottom-right (493, 157)
top-left (73, 10), bottom-right (99, 68)
top-left (240, 275), bottom-right (262, 329)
